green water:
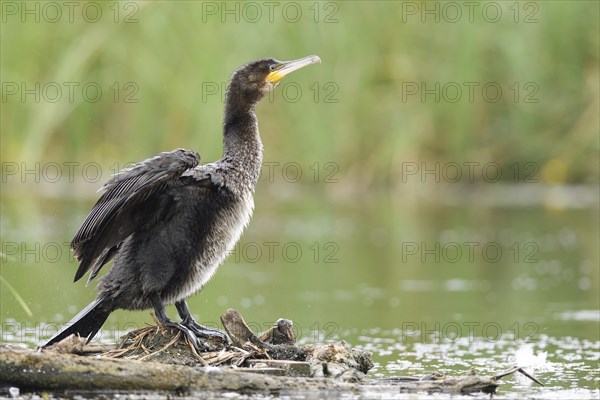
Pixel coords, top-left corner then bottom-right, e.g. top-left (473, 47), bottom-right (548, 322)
top-left (1, 183), bottom-right (598, 398)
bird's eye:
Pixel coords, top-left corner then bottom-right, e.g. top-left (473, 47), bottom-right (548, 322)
top-left (269, 64), bottom-right (277, 71)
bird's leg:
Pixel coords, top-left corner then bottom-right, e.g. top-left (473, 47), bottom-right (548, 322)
top-left (175, 300), bottom-right (228, 343)
top-left (150, 294), bottom-right (204, 351)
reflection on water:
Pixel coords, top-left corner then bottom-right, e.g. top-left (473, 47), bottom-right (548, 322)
top-left (358, 331), bottom-right (599, 399)
top-left (1, 188), bottom-right (598, 398)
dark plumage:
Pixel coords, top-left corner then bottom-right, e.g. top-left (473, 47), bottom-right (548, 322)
top-left (43, 55), bottom-right (321, 349)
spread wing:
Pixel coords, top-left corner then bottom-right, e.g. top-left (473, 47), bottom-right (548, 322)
top-left (71, 148), bottom-right (210, 284)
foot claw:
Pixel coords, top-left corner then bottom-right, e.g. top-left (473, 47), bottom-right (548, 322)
top-left (163, 321), bottom-right (205, 352)
top-left (182, 319), bottom-right (228, 349)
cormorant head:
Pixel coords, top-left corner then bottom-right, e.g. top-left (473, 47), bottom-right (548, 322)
top-left (228, 55), bottom-right (321, 105)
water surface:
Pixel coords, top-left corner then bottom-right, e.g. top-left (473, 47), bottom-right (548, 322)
top-left (1, 186), bottom-right (598, 399)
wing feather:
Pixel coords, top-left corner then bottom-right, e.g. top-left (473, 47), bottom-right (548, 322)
top-left (71, 148), bottom-right (203, 283)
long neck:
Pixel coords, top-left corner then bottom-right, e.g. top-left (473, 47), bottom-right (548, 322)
top-left (222, 82), bottom-right (264, 189)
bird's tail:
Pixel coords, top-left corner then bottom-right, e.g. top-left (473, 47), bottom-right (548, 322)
top-left (42, 297), bottom-right (112, 348)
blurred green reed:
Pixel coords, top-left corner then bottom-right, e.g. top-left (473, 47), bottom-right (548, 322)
top-left (1, 1), bottom-right (598, 186)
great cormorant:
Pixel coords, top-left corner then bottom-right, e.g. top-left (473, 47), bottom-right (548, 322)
top-left (43, 55), bottom-right (321, 349)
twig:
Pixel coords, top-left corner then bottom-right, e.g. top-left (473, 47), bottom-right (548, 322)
top-left (494, 366), bottom-right (519, 379)
top-left (518, 368), bottom-right (545, 386)
top-left (494, 365), bottom-right (544, 386)
top-left (138, 331), bottom-right (181, 361)
top-left (185, 336), bottom-right (208, 367)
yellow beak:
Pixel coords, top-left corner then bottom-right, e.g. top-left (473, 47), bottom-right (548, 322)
top-left (266, 55), bottom-right (321, 84)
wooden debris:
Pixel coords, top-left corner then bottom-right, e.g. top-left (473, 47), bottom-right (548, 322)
top-left (246, 359), bottom-right (312, 377)
top-left (220, 308), bottom-right (306, 362)
top-left (0, 345), bottom-right (355, 393)
top-left (0, 345), bottom-right (511, 394)
top-left (233, 367), bottom-right (287, 376)
top-left (220, 308), bottom-right (261, 347)
top-left (304, 341), bottom-right (374, 375)
top-left (258, 318), bottom-right (296, 344)
top-left (383, 374), bottom-right (500, 394)
top-left (0, 309), bottom-right (544, 395)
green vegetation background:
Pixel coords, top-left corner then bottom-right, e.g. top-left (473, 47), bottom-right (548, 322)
top-left (2, 1), bottom-right (598, 188)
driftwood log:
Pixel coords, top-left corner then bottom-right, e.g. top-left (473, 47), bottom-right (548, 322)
top-left (0, 309), bottom-right (540, 396)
